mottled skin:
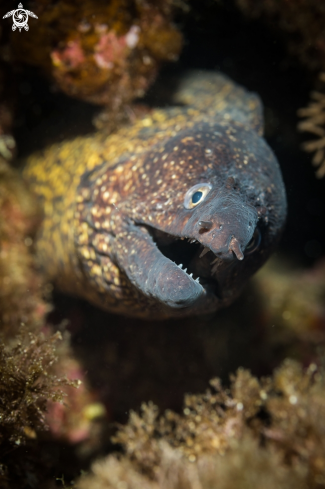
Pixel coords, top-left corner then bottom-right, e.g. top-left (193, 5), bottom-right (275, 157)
top-left (23, 71), bottom-right (287, 318)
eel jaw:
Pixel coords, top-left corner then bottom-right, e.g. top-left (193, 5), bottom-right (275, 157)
top-left (115, 224), bottom-right (207, 310)
top-left (146, 227), bottom-right (225, 301)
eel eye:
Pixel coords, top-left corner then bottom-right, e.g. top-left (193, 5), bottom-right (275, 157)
top-left (184, 183), bottom-right (212, 209)
top-left (245, 228), bottom-right (261, 254)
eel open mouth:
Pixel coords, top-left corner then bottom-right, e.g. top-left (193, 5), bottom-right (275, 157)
top-left (148, 227), bottom-right (224, 299)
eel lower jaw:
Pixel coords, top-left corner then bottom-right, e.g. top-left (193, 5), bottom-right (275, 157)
top-left (115, 223), bottom-right (207, 310)
top-left (146, 226), bottom-right (223, 301)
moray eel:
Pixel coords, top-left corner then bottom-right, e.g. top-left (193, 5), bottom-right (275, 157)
top-left (23, 71), bottom-right (287, 319)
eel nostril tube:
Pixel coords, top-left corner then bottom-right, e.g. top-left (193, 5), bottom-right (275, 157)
top-left (229, 237), bottom-right (244, 260)
top-left (198, 220), bottom-right (213, 231)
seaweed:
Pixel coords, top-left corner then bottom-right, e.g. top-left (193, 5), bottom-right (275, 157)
top-left (0, 324), bottom-right (79, 488)
top-left (298, 74), bottom-right (325, 178)
top-left (0, 327), bottom-right (75, 448)
top-left (76, 359), bottom-right (325, 489)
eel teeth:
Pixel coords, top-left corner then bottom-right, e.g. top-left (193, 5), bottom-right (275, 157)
top-left (178, 263), bottom-right (183, 269)
top-left (211, 256), bottom-right (219, 265)
top-left (189, 273), bottom-right (193, 278)
top-left (195, 277), bottom-right (200, 283)
top-left (190, 239), bottom-right (197, 244)
top-left (199, 247), bottom-right (210, 258)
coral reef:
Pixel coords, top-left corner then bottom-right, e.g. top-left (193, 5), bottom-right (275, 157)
top-left (0, 159), bottom-right (47, 336)
top-left (0, 51), bottom-right (40, 335)
top-left (0, 163), bottom-right (105, 487)
top-left (0, 327), bottom-right (75, 449)
top-left (0, 324), bottom-right (77, 488)
top-left (50, 256), bottom-right (325, 424)
top-left (7, 0), bottom-right (183, 121)
top-left (250, 257), bottom-right (325, 368)
top-left (76, 437), bottom-right (304, 489)
top-left (0, 1), bottom-right (324, 487)
top-left (0, 302), bottom-right (105, 487)
top-left (67, 256), bottom-right (325, 488)
top-left (298, 73), bottom-right (325, 178)
top-left (45, 350), bottom-right (106, 445)
top-left (76, 359), bottom-right (325, 489)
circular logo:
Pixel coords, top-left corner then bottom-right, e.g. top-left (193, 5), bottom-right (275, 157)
top-left (3, 4), bottom-right (38, 32)
top-left (13, 8), bottom-right (28, 31)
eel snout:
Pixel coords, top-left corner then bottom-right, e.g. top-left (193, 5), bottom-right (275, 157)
top-left (228, 237), bottom-right (244, 261)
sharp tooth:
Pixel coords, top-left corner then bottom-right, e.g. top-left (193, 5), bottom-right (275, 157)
top-left (195, 277), bottom-right (200, 283)
top-left (184, 268), bottom-right (187, 272)
top-left (199, 247), bottom-right (210, 258)
top-left (211, 256), bottom-right (219, 265)
top-left (211, 264), bottom-right (218, 275)
top-left (189, 273), bottom-right (193, 278)
top-left (178, 263), bottom-right (183, 269)
top-left (191, 239), bottom-right (197, 243)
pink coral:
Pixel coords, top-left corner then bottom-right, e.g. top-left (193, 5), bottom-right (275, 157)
top-left (94, 25), bottom-right (140, 70)
top-left (51, 39), bottom-right (85, 70)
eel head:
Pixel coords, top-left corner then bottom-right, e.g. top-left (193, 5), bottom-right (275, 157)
top-left (76, 120), bottom-right (286, 318)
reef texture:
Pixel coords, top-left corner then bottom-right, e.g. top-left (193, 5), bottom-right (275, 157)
top-left (76, 359), bottom-right (324, 489)
top-left (251, 257), bottom-right (325, 367)
top-left (50, 255), bottom-right (325, 425)
top-left (0, 159), bottom-right (46, 336)
top-left (0, 314), bottom-right (105, 488)
top-left (7, 0), bottom-right (183, 119)
top-left (0, 162), bottom-right (105, 487)
top-left (0, 328), bottom-right (74, 449)
top-left (2, 245), bottom-right (324, 488)
top-left (0, 324), bottom-right (76, 489)
top-left (298, 73), bottom-right (325, 178)
top-left (45, 349), bottom-right (106, 446)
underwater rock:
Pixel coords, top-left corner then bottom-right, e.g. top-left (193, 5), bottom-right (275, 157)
top-left (9, 0), bottom-right (183, 117)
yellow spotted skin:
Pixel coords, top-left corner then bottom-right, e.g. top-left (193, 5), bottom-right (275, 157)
top-left (23, 71), bottom-right (286, 318)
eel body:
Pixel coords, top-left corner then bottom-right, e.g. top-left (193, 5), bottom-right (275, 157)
top-left (23, 71), bottom-right (287, 318)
